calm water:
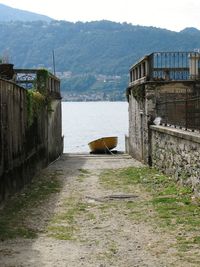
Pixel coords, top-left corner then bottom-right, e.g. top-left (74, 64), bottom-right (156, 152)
top-left (62, 101), bottom-right (128, 153)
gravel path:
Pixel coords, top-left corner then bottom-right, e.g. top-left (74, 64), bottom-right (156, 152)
top-left (0, 153), bottom-right (188, 266)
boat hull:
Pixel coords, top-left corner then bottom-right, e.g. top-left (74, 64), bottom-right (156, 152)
top-left (88, 136), bottom-right (118, 153)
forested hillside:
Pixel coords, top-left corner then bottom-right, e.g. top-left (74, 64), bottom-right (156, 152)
top-left (0, 19), bottom-right (199, 100)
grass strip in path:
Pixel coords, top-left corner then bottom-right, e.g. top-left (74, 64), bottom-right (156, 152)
top-left (100, 167), bottom-right (200, 265)
top-left (0, 170), bottom-right (63, 240)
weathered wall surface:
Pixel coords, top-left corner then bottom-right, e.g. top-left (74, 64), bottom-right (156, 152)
top-left (128, 89), bottom-right (144, 161)
top-left (127, 80), bottom-right (200, 193)
top-left (127, 83), bottom-right (156, 164)
top-left (0, 79), bottom-right (63, 202)
top-left (127, 81), bottom-right (200, 163)
top-left (47, 100), bottom-right (63, 162)
top-left (151, 125), bottom-right (200, 196)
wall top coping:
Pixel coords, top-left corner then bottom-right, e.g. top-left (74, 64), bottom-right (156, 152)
top-left (127, 80), bottom-right (200, 89)
top-left (150, 125), bottom-right (200, 144)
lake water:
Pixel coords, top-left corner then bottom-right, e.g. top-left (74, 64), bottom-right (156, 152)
top-left (62, 101), bottom-right (128, 153)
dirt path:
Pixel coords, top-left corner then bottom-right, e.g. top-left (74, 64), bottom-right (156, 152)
top-left (0, 154), bottom-right (194, 266)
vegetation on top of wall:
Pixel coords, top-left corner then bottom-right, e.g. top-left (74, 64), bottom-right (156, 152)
top-left (26, 89), bottom-right (53, 127)
top-left (38, 69), bottom-right (54, 111)
top-left (36, 69), bottom-right (49, 94)
top-left (26, 69), bottom-right (54, 126)
top-left (26, 90), bottom-right (45, 126)
top-left (132, 85), bottom-right (145, 101)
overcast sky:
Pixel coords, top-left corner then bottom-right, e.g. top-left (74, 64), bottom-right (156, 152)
top-left (0, 0), bottom-right (199, 32)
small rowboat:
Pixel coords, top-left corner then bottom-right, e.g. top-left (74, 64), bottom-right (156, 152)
top-left (88, 136), bottom-right (118, 153)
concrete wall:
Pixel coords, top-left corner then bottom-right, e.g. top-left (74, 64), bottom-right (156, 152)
top-left (0, 78), bottom-right (63, 203)
top-left (151, 125), bottom-right (200, 196)
top-left (47, 100), bottom-right (63, 162)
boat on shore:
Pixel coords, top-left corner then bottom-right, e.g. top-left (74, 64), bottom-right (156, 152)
top-left (88, 136), bottom-right (118, 153)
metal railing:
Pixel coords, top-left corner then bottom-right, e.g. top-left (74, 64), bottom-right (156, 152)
top-left (129, 52), bottom-right (200, 84)
top-left (15, 69), bottom-right (60, 97)
top-left (156, 85), bottom-right (200, 131)
top-left (149, 52), bottom-right (200, 81)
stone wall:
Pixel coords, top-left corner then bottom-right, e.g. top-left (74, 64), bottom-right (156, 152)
top-left (128, 89), bottom-right (144, 161)
top-left (151, 125), bottom-right (200, 195)
top-left (127, 81), bottom-right (200, 163)
top-left (127, 84), bottom-right (153, 163)
top-left (127, 80), bottom-right (200, 193)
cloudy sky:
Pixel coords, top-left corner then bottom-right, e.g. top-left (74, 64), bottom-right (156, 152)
top-left (0, 0), bottom-right (199, 32)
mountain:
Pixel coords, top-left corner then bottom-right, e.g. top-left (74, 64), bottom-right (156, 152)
top-left (0, 4), bottom-right (52, 22)
top-left (180, 27), bottom-right (200, 35)
top-left (0, 19), bottom-right (199, 100)
top-left (0, 20), bottom-right (198, 74)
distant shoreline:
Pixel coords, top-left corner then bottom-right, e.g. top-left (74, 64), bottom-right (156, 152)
top-left (61, 100), bottom-right (126, 102)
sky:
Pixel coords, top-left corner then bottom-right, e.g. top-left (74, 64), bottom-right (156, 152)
top-left (0, 0), bottom-right (199, 32)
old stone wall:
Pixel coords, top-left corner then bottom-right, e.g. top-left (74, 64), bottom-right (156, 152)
top-left (127, 81), bottom-right (200, 162)
top-left (127, 80), bottom-right (200, 193)
top-left (127, 83), bottom-right (156, 163)
top-left (128, 89), bottom-right (144, 161)
top-left (151, 125), bottom-right (200, 195)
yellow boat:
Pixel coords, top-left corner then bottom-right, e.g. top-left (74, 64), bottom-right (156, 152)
top-left (88, 136), bottom-right (118, 153)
